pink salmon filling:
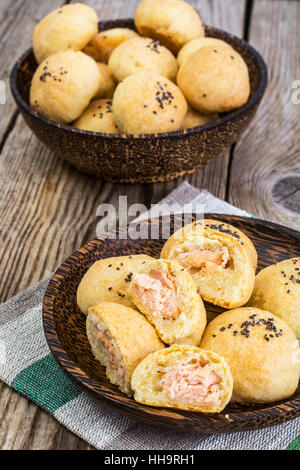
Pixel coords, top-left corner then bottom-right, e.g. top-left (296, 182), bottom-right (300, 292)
top-left (161, 361), bottom-right (222, 407)
top-left (177, 248), bottom-right (224, 269)
top-left (132, 271), bottom-right (179, 319)
top-left (97, 329), bottom-right (124, 378)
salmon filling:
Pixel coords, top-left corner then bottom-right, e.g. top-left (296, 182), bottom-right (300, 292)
top-left (132, 271), bottom-right (179, 320)
top-left (97, 329), bottom-right (125, 378)
top-left (161, 360), bottom-right (222, 407)
top-left (176, 247), bottom-right (228, 269)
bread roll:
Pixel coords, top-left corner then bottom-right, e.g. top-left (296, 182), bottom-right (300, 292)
top-left (248, 258), bottom-right (300, 339)
top-left (177, 37), bottom-right (232, 68)
top-left (73, 99), bottom-right (119, 133)
top-left (161, 219), bottom-right (257, 308)
top-left (30, 50), bottom-right (101, 124)
top-left (87, 302), bottom-right (164, 396)
top-left (131, 344), bottom-right (233, 412)
top-left (201, 307), bottom-right (300, 403)
top-left (112, 70), bottom-right (187, 134)
top-left (83, 28), bottom-right (139, 63)
top-left (33, 3), bottom-right (98, 64)
top-left (129, 259), bottom-right (207, 345)
top-left (135, 0), bottom-right (204, 54)
top-left (77, 254), bottom-right (154, 315)
top-left (177, 45), bottom-right (250, 113)
top-left (93, 63), bottom-right (117, 100)
top-left (180, 105), bottom-right (219, 130)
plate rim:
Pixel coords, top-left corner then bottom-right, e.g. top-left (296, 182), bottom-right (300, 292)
top-left (42, 214), bottom-right (300, 433)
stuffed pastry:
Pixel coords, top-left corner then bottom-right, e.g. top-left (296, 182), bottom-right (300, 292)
top-left (128, 259), bottom-right (207, 345)
top-left (131, 344), bottom-right (233, 413)
top-left (161, 219), bottom-right (257, 308)
top-left (77, 254), bottom-right (154, 315)
top-left (248, 257), bottom-right (300, 339)
top-left (86, 302), bottom-right (164, 396)
top-left (201, 307), bottom-right (300, 403)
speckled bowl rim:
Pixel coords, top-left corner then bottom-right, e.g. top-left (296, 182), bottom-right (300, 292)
top-left (10, 21), bottom-right (268, 140)
top-left (42, 214), bottom-right (300, 433)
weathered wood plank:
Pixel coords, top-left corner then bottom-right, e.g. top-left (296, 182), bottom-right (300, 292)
top-left (0, 0), bottom-right (245, 450)
top-left (0, 0), bottom-right (64, 143)
top-left (228, 0), bottom-right (300, 229)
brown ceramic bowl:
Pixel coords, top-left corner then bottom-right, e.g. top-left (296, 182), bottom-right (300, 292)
top-left (10, 19), bottom-right (267, 184)
top-left (43, 214), bottom-right (300, 434)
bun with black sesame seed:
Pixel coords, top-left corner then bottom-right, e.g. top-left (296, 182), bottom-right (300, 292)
top-left (73, 99), bottom-right (119, 133)
top-left (248, 258), bottom-right (300, 339)
top-left (161, 219), bottom-right (257, 309)
top-left (30, 50), bottom-right (101, 123)
top-left (87, 302), bottom-right (164, 396)
top-left (128, 259), bottom-right (207, 345)
top-left (201, 307), bottom-right (300, 403)
top-left (108, 36), bottom-right (178, 82)
top-left (177, 45), bottom-right (250, 114)
top-left (112, 70), bottom-right (187, 134)
top-left (33, 3), bottom-right (98, 64)
top-left (77, 255), bottom-right (155, 315)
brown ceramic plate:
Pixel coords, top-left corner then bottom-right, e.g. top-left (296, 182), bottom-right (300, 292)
top-left (43, 214), bottom-right (300, 433)
top-left (10, 19), bottom-right (267, 184)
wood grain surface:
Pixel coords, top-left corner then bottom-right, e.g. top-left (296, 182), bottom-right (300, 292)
top-left (0, 0), bottom-right (298, 450)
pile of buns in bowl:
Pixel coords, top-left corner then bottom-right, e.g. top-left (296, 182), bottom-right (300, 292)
top-left (77, 219), bottom-right (300, 413)
top-left (30, 0), bottom-right (251, 135)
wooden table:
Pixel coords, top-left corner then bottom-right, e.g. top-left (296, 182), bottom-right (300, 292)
top-left (0, 0), bottom-right (299, 450)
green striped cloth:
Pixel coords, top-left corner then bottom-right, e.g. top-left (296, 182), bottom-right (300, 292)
top-left (0, 183), bottom-right (299, 450)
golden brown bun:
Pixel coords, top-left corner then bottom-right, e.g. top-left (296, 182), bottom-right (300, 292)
top-left (30, 50), bottom-right (101, 124)
top-left (177, 37), bottom-right (232, 68)
top-left (180, 105), bottom-right (219, 130)
top-left (201, 307), bottom-right (300, 403)
top-left (177, 45), bottom-right (250, 113)
top-left (77, 254), bottom-right (154, 315)
top-left (33, 3), bottom-right (98, 64)
top-left (73, 99), bottom-right (119, 133)
top-left (109, 36), bottom-right (178, 82)
top-left (112, 71), bottom-right (187, 134)
top-left (83, 28), bottom-right (139, 63)
top-left (87, 302), bottom-right (164, 396)
top-left (93, 63), bottom-right (117, 100)
top-left (248, 258), bottom-right (300, 339)
top-left (131, 344), bottom-right (233, 412)
top-left (129, 259), bottom-right (207, 345)
top-left (135, 0), bottom-right (204, 54)
top-left (161, 219), bottom-right (257, 309)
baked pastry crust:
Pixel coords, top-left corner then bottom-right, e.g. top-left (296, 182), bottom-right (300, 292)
top-left (177, 37), bottom-right (232, 68)
top-left (73, 99), bottom-right (118, 134)
top-left (77, 254), bottom-right (154, 315)
top-left (248, 258), bottom-right (300, 339)
top-left (177, 45), bottom-right (250, 113)
top-left (180, 105), bottom-right (219, 130)
top-left (201, 307), bottom-right (300, 403)
top-left (93, 63), bottom-right (117, 100)
top-left (87, 302), bottom-right (164, 396)
top-left (129, 258), bottom-right (207, 345)
top-left (161, 219), bottom-right (257, 308)
top-left (135, 0), bottom-right (204, 54)
top-left (83, 28), bottom-right (139, 63)
top-left (33, 3), bottom-right (98, 64)
top-left (109, 36), bottom-right (178, 82)
top-left (30, 50), bottom-right (101, 124)
top-left (131, 344), bottom-right (233, 412)
top-left (112, 70), bottom-right (187, 134)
